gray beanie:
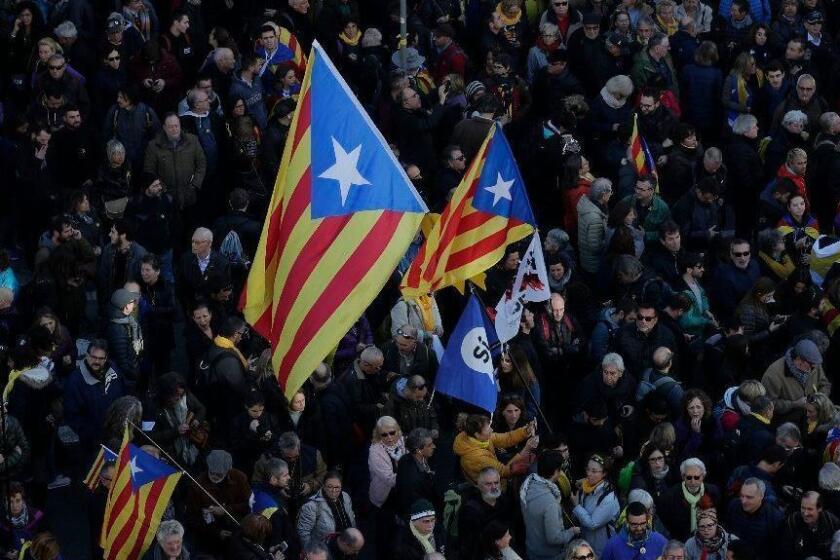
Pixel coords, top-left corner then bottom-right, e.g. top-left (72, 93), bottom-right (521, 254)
top-left (111, 288), bottom-right (138, 309)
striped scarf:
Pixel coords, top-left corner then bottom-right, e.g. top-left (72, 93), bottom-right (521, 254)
top-left (124, 4), bottom-right (151, 41)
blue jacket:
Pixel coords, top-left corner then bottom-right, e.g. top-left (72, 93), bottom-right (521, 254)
top-left (63, 360), bottom-right (125, 453)
top-left (680, 63), bottom-right (723, 127)
top-left (718, 0), bottom-right (770, 23)
top-left (601, 527), bottom-right (668, 560)
top-left (228, 73), bottom-right (268, 130)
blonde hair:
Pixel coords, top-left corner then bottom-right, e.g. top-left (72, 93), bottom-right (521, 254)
top-left (371, 415), bottom-right (402, 442)
top-left (37, 37), bottom-right (63, 57)
top-left (738, 379), bottom-right (767, 404)
top-left (808, 393), bottom-right (835, 425)
top-left (649, 421), bottom-right (676, 451)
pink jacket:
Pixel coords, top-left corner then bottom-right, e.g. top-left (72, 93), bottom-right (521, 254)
top-left (368, 439), bottom-right (405, 507)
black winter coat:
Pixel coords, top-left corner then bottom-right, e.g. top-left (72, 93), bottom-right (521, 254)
top-left (656, 482), bottom-right (721, 541)
top-left (614, 323), bottom-right (678, 376)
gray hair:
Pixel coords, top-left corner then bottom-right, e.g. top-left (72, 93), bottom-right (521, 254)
top-left (405, 427), bottom-right (433, 453)
top-left (743, 477), bottom-right (766, 496)
top-left (628, 488), bottom-right (654, 510)
top-left (605, 75), bottom-right (634, 98)
top-left (820, 463), bottom-right (840, 491)
top-left (47, 53), bottom-right (66, 65)
top-left (156, 520), bottom-right (184, 544)
top-left (776, 422), bottom-right (802, 443)
top-left (266, 457), bottom-right (289, 477)
top-left (797, 73), bottom-right (816, 87)
top-left (361, 27), bottom-right (383, 48)
top-left (782, 110), bottom-right (809, 128)
top-left (680, 457), bottom-right (707, 476)
top-left (213, 47), bottom-right (234, 63)
top-left (478, 466), bottom-right (500, 480)
top-left (396, 324), bottom-right (418, 339)
top-left (649, 32), bottom-right (669, 49)
top-left (186, 87), bottom-right (207, 109)
top-left (704, 147), bottom-right (722, 163)
top-left (662, 541), bottom-right (686, 556)
top-left (820, 112), bottom-right (840, 132)
top-left (106, 138), bottom-right (126, 160)
top-left (539, 21), bottom-right (560, 36)
top-left (276, 431), bottom-right (301, 452)
top-left (602, 352), bottom-right (625, 373)
top-left (192, 227), bottom-right (213, 242)
top-left (614, 254), bottom-right (644, 278)
top-left (732, 114), bottom-right (758, 135)
top-left (546, 228), bottom-right (570, 247)
top-left (588, 177), bottom-right (613, 201)
top-left (54, 21), bottom-right (78, 39)
top-left (565, 540), bottom-right (596, 560)
top-left (360, 346), bottom-right (383, 362)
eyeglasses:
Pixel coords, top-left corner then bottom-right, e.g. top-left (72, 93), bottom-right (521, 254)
top-left (381, 430), bottom-right (397, 437)
top-left (649, 455), bottom-right (665, 462)
top-left (49, 64), bottom-right (65, 70)
top-left (684, 474), bottom-right (703, 480)
top-left (452, 155), bottom-right (466, 161)
top-left (731, 250), bottom-right (751, 257)
top-left (107, 56), bottom-right (121, 62)
top-left (574, 553), bottom-right (595, 560)
top-left (412, 384), bottom-right (427, 390)
top-left (637, 315), bottom-right (656, 322)
top-left (553, 1), bottom-right (569, 5)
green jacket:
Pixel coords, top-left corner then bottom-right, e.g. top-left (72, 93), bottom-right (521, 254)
top-left (621, 194), bottom-right (671, 244)
top-left (631, 49), bottom-right (679, 97)
top-left (679, 284), bottom-right (712, 337)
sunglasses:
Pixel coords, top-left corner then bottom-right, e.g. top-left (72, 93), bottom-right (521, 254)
top-left (396, 329), bottom-right (415, 340)
top-left (554, 1), bottom-right (569, 5)
top-left (381, 430), bottom-right (397, 437)
top-left (684, 475), bottom-right (702, 480)
top-left (107, 56), bottom-right (121, 61)
top-left (49, 64), bottom-right (65, 70)
top-left (731, 250), bottom-right (751, 257)
top-left (412, 384), bottom-right (427, 390)
top-left (574, 553), bottom-right (595, 560)
top-left (637, 315), bottom-right (656, 322)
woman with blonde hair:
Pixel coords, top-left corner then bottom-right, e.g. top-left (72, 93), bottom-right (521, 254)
top-left (806, 393), bottom-right (836, 449)
top-left (654, 0), bottom-right (679, 35)
top-left (368, 416), bottom-right (405, 558)
top-left (564, 539), bottom-right (597, 560)
top-left (723, 52), bottom-right (762, 128)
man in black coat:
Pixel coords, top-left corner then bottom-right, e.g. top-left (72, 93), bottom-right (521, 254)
top-left (212, 189), bottom-right (261, 260)
top-left (393, 84), bottom-right (450, 175)
top-left (51, 104), bottom-right (98, 191)
top-left (395, 428), bottom-right (440, 519)
top-left (458, 467), bottom-right (512, 560)
top-left (177, 226), bottom-right (231, 310)
top-left (614, 303), bottom-right (678, 377)
top-left (808, 112), bottom-right (840, 230)
top-left (779, 491), bottom-right (840, 560)
top-left (341, 347), bottom-right (391, 437)
top-left (309, 363), bottom-right (354, 471)
top-left (737, 395), bottom-right (777, 464)
top-left (381, 325), bottom-right (439, 385)
top-left (643, 221), bottom-right (684, 290)
top-left (656, 457), bottom-right (721, 541)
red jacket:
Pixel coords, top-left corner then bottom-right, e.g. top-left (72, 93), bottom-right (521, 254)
top-left (431, 40), bottom-right (467, 83)
top-left (777, 163), bottom-right (808, 204)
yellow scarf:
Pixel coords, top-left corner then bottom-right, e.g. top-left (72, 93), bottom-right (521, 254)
top-left (750, 412), bottom-right (771, 425)
top-left (758, 251), bottom-right (796, 280)
top-left (496, 3), bottom-right (523, 25)
top-left (214, 336), bottom-right (248, 368)
top-left (581, 478), bottom-right (604, 494)
top-left (415, 295), bottom-right (436, 332)
top-left (2, 369), bottom-right (23, 405)
top-left (656, 15), bottom-right (678, 35)
top-left (339, 29), bottom-right (361, 46)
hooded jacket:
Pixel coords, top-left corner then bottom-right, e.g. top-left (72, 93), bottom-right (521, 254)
top-left (520, 474), bottom-right (577, 560)
top-left (453, 427), bottom-right (530, 486)
top-left (105, 290), bottom-right (143, 384)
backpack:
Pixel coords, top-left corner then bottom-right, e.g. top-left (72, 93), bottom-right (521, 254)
top-left (220, 229), bottom-right (250, 269)
top-left (635, 368), bottom-right (678, 403)
top-left (194, 350), bottom-right (228, 400)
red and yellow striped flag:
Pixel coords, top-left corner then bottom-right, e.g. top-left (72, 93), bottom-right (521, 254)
top-left (401, 123), bottom-right (536, 296)
top-left (240, 41), bottom-right (427, 399)
top-left (100, 429), bottom-right (182, 560)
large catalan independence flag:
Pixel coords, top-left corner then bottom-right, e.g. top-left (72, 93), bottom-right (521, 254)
top-left (240, 41), bottom-right (427, 399)
top-left (101, 430), bottom-right (181, 560)
top-left (278, 26), bottom-right (306, 73)
top-left (401, 123), bottom-right (536, 296)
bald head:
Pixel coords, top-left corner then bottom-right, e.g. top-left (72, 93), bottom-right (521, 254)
top-left (338, 528), bottom-right (364, 553)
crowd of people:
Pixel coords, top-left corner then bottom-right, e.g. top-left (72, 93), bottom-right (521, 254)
top-left (7, 0), bottom-right (840, 559)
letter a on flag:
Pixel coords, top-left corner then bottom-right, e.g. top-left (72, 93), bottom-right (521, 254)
top-left (240, 42), bottom-right (427, 399)
top-left (435, 293), bottom-right (499, 413)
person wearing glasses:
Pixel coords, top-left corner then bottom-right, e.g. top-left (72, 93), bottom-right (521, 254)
top-left (761, 338), bottom-right (831, 426)
top-left (538, 0), bottom-right (584, 50)
top-left (297, 471), bottom-right (356, 548)
top-left (394, 499), bottom-right (446, 559)
top-left (565, 539), bottom-right (597, 560)
top-left (684, 507), bottom-right (737, 560)
top-left (571, 455), bottom-right (620, 555)
top-left (600, 500), bottom-right (667, 559)
top-left (615, 301), bottom-right (677, 377)
top-left (382, 324), bottom-right (439, 384)
top-left (34, 52), bottom-right (90, 117)
top-left (657, 458), bottom-right (720, 541)
top-left (368, 416), bottom-right (405, 558)
top-left (709, 238), bottom-right (760, 319)
top-left (384, 375), bottom-right (439, 436)
top-left (64, 339), bottom-right (125, 462)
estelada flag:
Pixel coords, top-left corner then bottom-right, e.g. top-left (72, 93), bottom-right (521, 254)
top-left (101, 429), bottom-right (181, 560)
top-left (84, 444), bottom-right (118, 491)
top-left (400, 122), bottom-right (536, 296)
top-left (240, 41), bottom-right (427, 398)
top-left (629, 113), bottom-right (658, 186)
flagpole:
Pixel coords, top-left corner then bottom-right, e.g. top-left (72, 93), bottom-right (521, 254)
top-left (469, 283), bottom-right (554, 434)
top-left (127, 420), bottom-right (241, 526)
